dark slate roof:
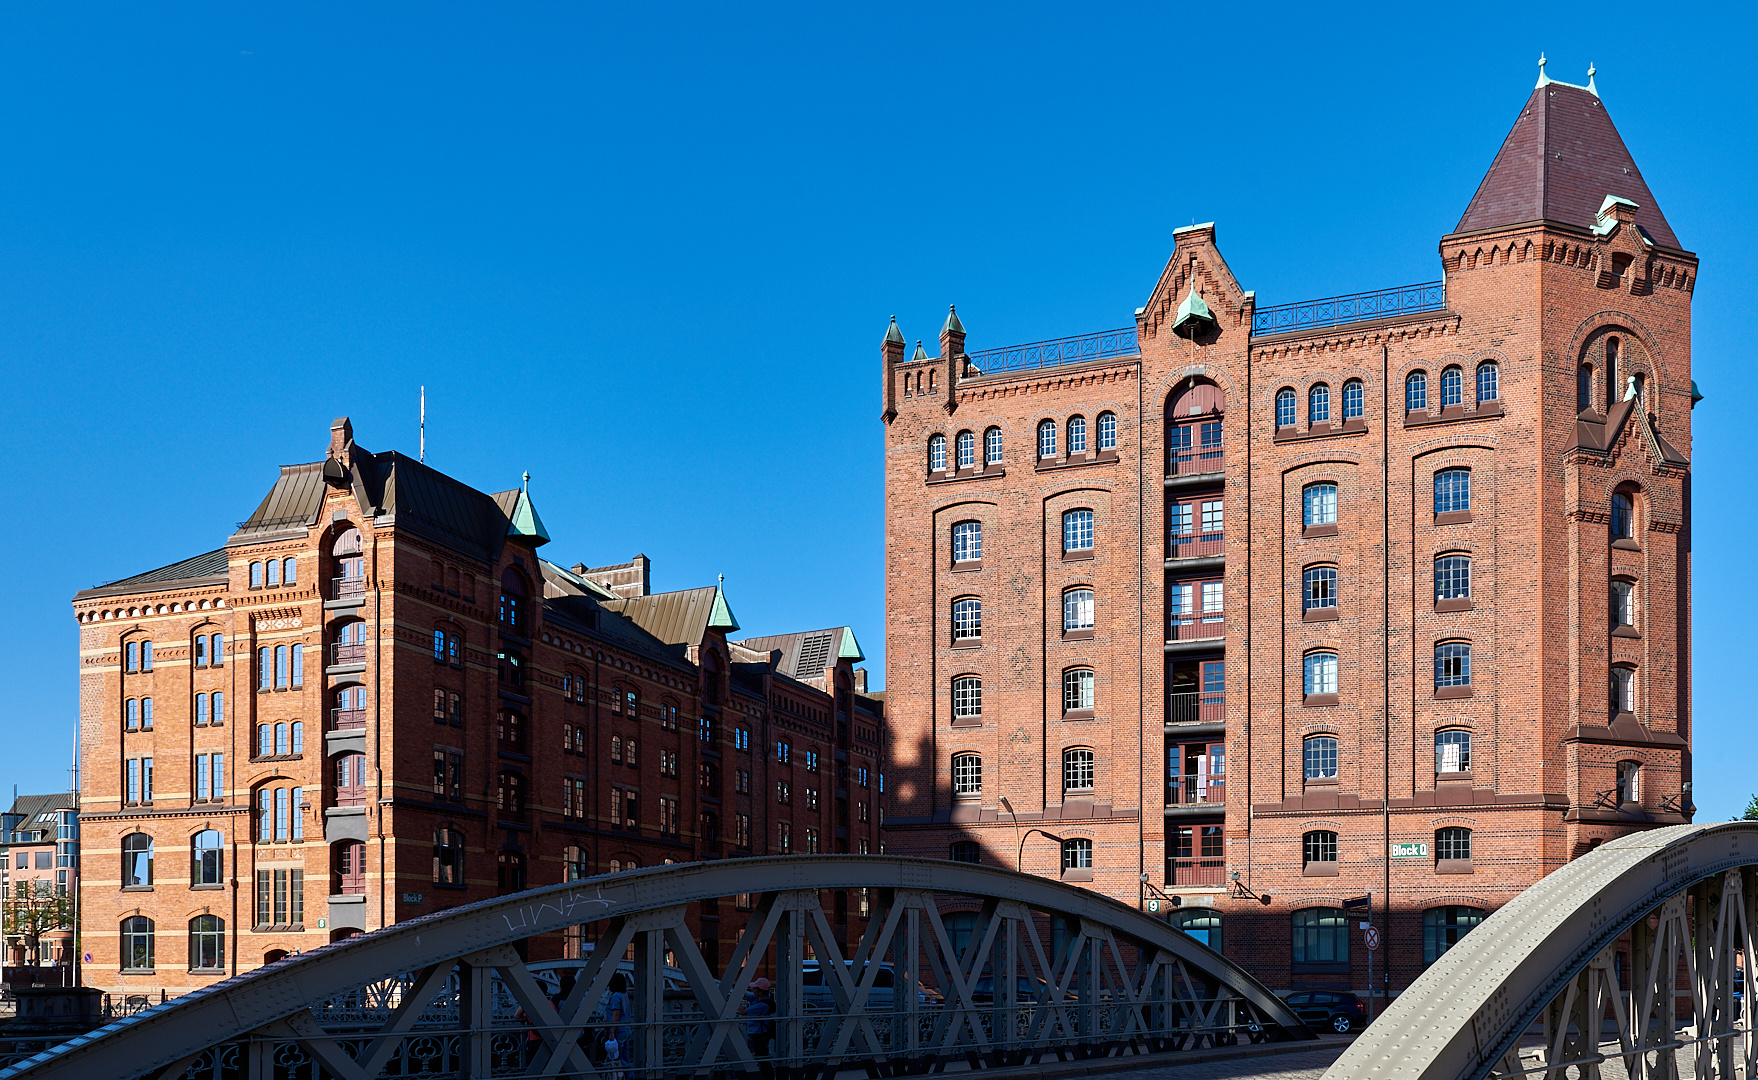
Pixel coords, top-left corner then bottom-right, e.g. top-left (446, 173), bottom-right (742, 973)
top-left (1569, 399), bottom-right (1689, 465)
top-left (5, 793), bottom-right (75, 845)
top-left (366, 452), bottom-right (513, 563)
top-left (736, 627), bottom-right (863, 681)
top-left (233, 462), bottom-right (327, 542)
top-left (82, 548), bottom-right (229, 597)
top-left (603, 587), bottom-right (726, 647)
top-left (1455, 82), bottom-right (1681, 250)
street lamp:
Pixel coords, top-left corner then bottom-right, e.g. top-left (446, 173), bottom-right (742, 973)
top-left (999, 797), bottom-right (1021, 870)
top-left (1017, 828), bottom-right (1066, 875)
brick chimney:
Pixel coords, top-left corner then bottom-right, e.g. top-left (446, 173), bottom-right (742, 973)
top-left (882, 317), bottom-right (904, 423)
top-left (329, 417), bottom-right (354, 469)
top-left (939, 305), bottom-right (965, 414)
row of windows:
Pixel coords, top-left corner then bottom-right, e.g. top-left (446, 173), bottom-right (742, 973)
top-left (256, 645), bottom-right (307, 690)
top-left (926, 414), bottom-right (1119, 473)
top-left (951, 511), bottom-right (1096, 564)
top-left (951, 748), bottom-right (1097, 796)
top-left (1274, 364), bottom-right (1500, 429)
top-left (1301, 648), bottom-right (1640, 708)
top-left (951, 668), bottom-right (1095, 722)
top-left (124, 691), bottom-right (231, 732)
top-left (1303, 827), bottom-right (1472, 866)
top-left (952, 588), bottom-right (1096, 643)
top-left (1302, 479), bottom-right (1639, 542)
top-left (1302, 731), bottom-right (1475, 780)
top-left (119, 914), bottom-right (229, 973)
top-left (247, 557), bottom-right (299, 589)
top-left (125, 633), bottom-right (226, 672)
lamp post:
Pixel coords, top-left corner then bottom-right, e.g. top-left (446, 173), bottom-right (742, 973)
top-left (1017, 828), bottom-right (1066, 876)
top-left (999, 797), bottom-right (1021, 871)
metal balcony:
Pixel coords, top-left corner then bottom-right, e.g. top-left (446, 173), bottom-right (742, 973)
top-left (329, 576), bottom-right (366, 601)
top-left (330, 708), bottom-right (366, 731)
top-left (1168, 858), bottom-right (1228, 887)
top-left (1167, 776), bottom-right (1225, 807)
top-left (1167, 691), bottom-right (1225, 725)
top-left (1168, 530), bottom-right (1223, 559)
top-left (329, 643), bottom-right (367, 666)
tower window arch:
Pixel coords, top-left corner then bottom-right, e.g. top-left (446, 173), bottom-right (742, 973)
top-left (1275, 388), bottom-right (1297, 428)
top-left (1611, 490), bottom-right (1636, 540)
top-left (928, 434), bottom-right (947, 473)
top-left (1578, 363), bottom-right (1594, 411)
top-left (1037, 420), bottom-right (1058, 460)
top-left (1341, 379), bottom-right (1364, 419)
top-left (1096, 412), bottom-right (1117, 450)
top-left (1067, 415), bottom-right (1087, 454)
top-left (984, 426), bottom-right (1003, 464)
top-left (955, 430), bottom-right (976, 469)
top-left (1476, 360), bottom-right (1499, 403)
top-left (1405, 371), bottom-right (1428, 412)
top-left (1439, 365), bottom-right (1464, 408)
top-left (1309, 383), bottom-right (1330, 423)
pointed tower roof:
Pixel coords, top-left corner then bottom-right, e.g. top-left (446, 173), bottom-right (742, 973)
top-left (911, 340), bottom-right (928, 361)
top-left (884, 316), bottom-right (904, 345)
top-left (1171, 280), bottom-right (1214, 336)
top-left (707, 581), bottom-right (740, 633)
top-left (1454, 74), bottom-right (1680, 250)
top-left (941, 304), bottom-right (965, 335)
top-left (502, 472), bottom-right (551, 545)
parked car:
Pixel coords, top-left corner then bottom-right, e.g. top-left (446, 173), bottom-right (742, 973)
top-left (968, 975), bottom-right (1074, 1004)
top-left (1280, 990), bottom-right (1366, 1034)
top-left (799, 961), bottom-right (944, 1012)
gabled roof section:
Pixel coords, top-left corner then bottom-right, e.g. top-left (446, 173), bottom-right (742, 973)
top-left (367, 451), bottom-right (513, 563)
top-left (735, 627), bottom-right (863, 680)
top-left (5, 793), bottom-right (76, 844)
top-left (1569, 398), bottom-right (1689, 466)
top-left (539, 560), bottom-right (619, 601)
top-left (1455, 81), bottom-right (1681, 250)
top-left (602, 586), bottom-right (724, 647)
top-left (80, 548), bottom-right (230, 598)
top-left (231, 463), bottom-right (327, 543)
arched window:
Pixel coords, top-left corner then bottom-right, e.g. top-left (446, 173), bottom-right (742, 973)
top-left (1341, 379), bottom-right (1364, 419)
top-left (1434, 642), bottom-right (1472, 689)
top-left (1303, 482), bottom-right (1337, 528)
top-left (1061, 838), bottom-right (1093, 870)
top-left (951, 753), bottom-right (982, 796)
top-left (333, 685), bottom-right (366, 730)
top-left (1062, 748), bottom-right (1095, 792)
top-left (951, 520), bottom-right (982, 563)
top-left (951, 597), bottom-right (982, 642)
top-left (1606, 337), bottom-right (1621, 405)
top-left (1405, 371), bottom-right (1428, 412)
top-left (928, 433), bottom-right (947, 472)
top-left (1096, 412), bottom-right (1117, 450)
top-left (1062, 509), bottom-right (1094, 553)
top-left (984, 426), bottom-right (1003, 464)
top-left (1275, 388), bottom-right (1296, 428)
top-left (610, 734), bottom-right (623, 763)
top-left (1578, 363), bottom-right (1594, 411)
top-left (1434, 555), bottom-right (1471, 603)
top-left (951, 677), bottom-right (982, 722)
top-left (120, 916), bottom-right (155, 972)
top-left (249, 561), bottom-right (264, 589)
top-left (1434, 730), bottom-right (1471, 774)
top-left (123, 833), bottom-right (154, 887)
top-left (1439, 365), bottom-right (1463, 408)
top-left (1063, 588), bottom-right (1094, 632)
top-left (274, 723), bottom-right (290, 755)
top-left (194, 634), bottom-right (209, 667)
top-left (949, 841), bottom-right (981, 864)
top-left (1169, 909), bottom-right (1222, 950)
top-left (1302, 566), bottom-right (1338, 612)
top-left (282, 557), bottom-right (297, 585)
top-left (336, 752), bottom-right (367, 806)
top-left (1303, 652), bottom-right (1338, 698)
top-left (195, 693), bottom-right (210, 727)
top-left (433, 828), bottom-right (465, 886)
top-left (955, 431), bottom-right (976, 469)
top-left (1610, 491), bottom-right (1635, 539)
top-left (1301, 832), bottom-right (1338, 869)
top-left (1067, 416), bottom-right (1087, 454)
top-left (1612, 579), bottom-right (1636, 628)
top-left (140, 697), bottom-right (154, 730)
top-left (1611, 667), bottom-right (1636, 715)
top-left (433, 629), bottom-right (446, 662)
top-left (1434, 468), bottom-right (1471, 515)
top-left (1303, 736), bottom-right (1338, 780)
top-left (1476, 361), bottom-right (1499, 403)
top-left (1308, 383), bottom-right (1330, 423)
top-left (331, 528), bottom-right (364, 600)
top-left (1422, 906), bottom-right (1484, 965)
top-left (266, 558), bottom-right (281, 587)
top-left (497, 849), bottom-right (526, 892)
top-left (141, 641), bottom-right (154, 671)
top-left (331, 619), bottom-right (367, 666)
top-left (1617, 760), bottom-right (1641, 803)
top-left (1063, 668), bottom-right (1095, 715)
top-left (211, 633), bottom-right (224, 668)
top-left (498, 709), bottom-right (526, 750)
top-left (257, 723), bottom-right (273, 757)
top-left (1292, 908), bottom-right (1348, 969)
top-left (499, 568), bottom-right (529, 634)
top-left (1037, 420), bottom-right (1058, 460)
top-left (337, 840), bottom-right (367, 893)
top-left (189, 915), bottom-right (224, 971)
top-left (1435, 826), bottom-right (1472, 863)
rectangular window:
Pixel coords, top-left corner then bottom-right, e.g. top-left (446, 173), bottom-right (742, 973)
top-left (1434, 643), bottom-right (1472, 688)
top-left (1303, 653), bottom-right (1338, 697)
top-left (212, 753), bottom-right (224, 800)
top-left (126, 759), bottom-right (140, 804)
top-left (952, 521), bottom-right (983, 563)
top-left (1303, 484), bottom-right (1338, 528)
top-left (1435, 556), bottom-right (1471, 601)
top-left (194, 636), bottom-right (208, 666)
top-left (212, 634), bottom-right (224, 667)
top-left (213, 691), bottom-right (224, 725)
top-left (196, 693), bottom-right (209, 726)
top-left (660, 796), bottom-right (679, 836)
top-left (275, 788), bottom-right (289, 841)
top-left (142, 756), bottom-right (153, 801)
top-left (1303, 737), bottom-right (1339, 780)
top-left (736, 813), bottom-right (751, 848)
top-left (1303, 567), bottom-right (1338, 611)
top-left (141, 698), bottom-right (153, 730)
top-left (126, 641), bottom-right (138, 672)
top-left (1200, 500), bottom-right (1223, 536)
top-left (196, 754), bottom-right (210, 801)
top-left (777, 821), bottom-right (792, 853)
top-left (1434, 469), bottom-right (1471, 515)
top-left (1063, 510), bottom-right (1094, 553)
top-left (1435, 730), bottom-right (1471, 773)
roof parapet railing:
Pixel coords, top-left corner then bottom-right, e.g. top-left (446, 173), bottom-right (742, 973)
top-left (965, 327), bottom-right (1139, 375)
top-left (1251, 281), bottom-right (1445, 337)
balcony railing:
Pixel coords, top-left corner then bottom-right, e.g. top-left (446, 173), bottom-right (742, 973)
top-left (329, 575), bottom-right (366, 601)
top-left (1168, 530), bottom-right (1224, 559)
top-left (1168, 776), bottom-right (1226, 806)
top-left (1168, 691), bottom-right (1225, 725)
top-left (330, 708), bottom-right (365, 731)
top-left (1251, 281), bottom-right (1445, 337)
top-left (965, 327), bottom-right (1139, 376)
top-left (1167, 421), bottom-right (1224, 476)
top-left (1169, 858), bottom-right (1227, 887)
top-left (1168, 613), bottom-right (1224, 641)
top-left (330, 643), bottom-right (366, 666)
top-left (335, 786), bottom-right (367, 808)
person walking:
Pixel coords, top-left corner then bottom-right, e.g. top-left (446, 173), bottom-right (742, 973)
top-left (741, 977), bottom-right (775, 1077)
top-left (605, 973), bottom-right (634, 1080)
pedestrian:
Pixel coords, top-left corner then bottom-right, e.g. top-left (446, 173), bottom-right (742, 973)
top-left (605, 972), bottom-right (634, 1079)
top-left (741, 977), bottom-right (775, 1076)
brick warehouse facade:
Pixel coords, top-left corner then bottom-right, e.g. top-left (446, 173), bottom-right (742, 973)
top-left (72, 418), bottom-right (885, 995)
top-left (880, 72), bottom-right (1695, 996)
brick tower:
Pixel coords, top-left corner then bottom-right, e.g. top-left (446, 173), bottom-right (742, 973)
top-left (879, 64), bottom-right (1694, 995)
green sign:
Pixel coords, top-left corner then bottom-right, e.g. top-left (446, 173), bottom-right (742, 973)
top-left (1390, 842), bottom-right (1429, 860)
top-left (1145, 899), bottom-right (1161, 913)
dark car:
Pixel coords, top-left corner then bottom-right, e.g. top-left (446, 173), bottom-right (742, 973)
top-left (968, 975), bottom-right (1074, 1004)
top-left (1281, 990), bottom-right (1367, 1034)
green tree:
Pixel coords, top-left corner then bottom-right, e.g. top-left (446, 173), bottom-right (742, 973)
top-left (1745, 795), bottom-right (1758, 821)
top-left (3, 880), bottom-right (73, 966)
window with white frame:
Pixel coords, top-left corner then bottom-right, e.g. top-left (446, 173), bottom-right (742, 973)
top-left (928, 434), bottom-right (947, 472)
top-left (952, 676), bottom-right (982, 721)
top-left (952, 753), bottom-right (982, 797)
top-left (1617, 760), bottom-right (1641, 803)
top-left (1439, 365), bottom-right (1464, 408)
top-left (1304, 651), bottom-right (1338, 697)
top-left (1303, 736), bottom-right (1338, 780)
top-left (1342, 379), bottom-right (1364, 419)
top-left (1309, 383), bottom-right (1330, 423)
top-left (1275, 388), bottom-right (1296, 428)
top-left (1476, 361), bottom-right (1499, 403)
top-left (952, 597), bottom-right (982, 642)
top-left (1037, 420), bottom-right (1057, 459)
top-left (984, 426), bottom-right (1003, 464)
top-left (1612, 580), bottom-right (1636, 628)
top-left (1097, 412), bottom-right (1116, 450)
top-left (1435, 827), bottom-right (1471, 862)
top-left (1062, 838), bottom-right (1093, 870)
top-left (1434, 729), bottom-right (1471, 773)
top-left (1063, 587), bottom-right (1094, 632)
top-left (956, 430), bottom-right (976, 469)
top-left (1063, 509), bottom-right (1094, 553)
top-left (952, 520), bottom-right (982, 563)
top-left (1303, 483), bottom-right (1337, 528)
top-left (1063, 668), bottom-right (1095, 714)
top-left (1611, 492), bottom-right (1635, 539)
top-left (1062, 748), bottom-right (1095, 791)
top-left (1067, 415), bottom-right (1087, 453)
top-left (1406, 371), bottom-right (1428, 411)
top-left (1611, 667), bottom-right (1636, 714)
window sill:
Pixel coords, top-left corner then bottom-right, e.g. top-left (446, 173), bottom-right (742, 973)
top-left (1062, 628), bottom-right (1095, 641)
top-left (1302, 862), bottom-right (1339, 877)
top-left (1435, 860), bottom-right (1474, 875)
top-left (1404, 401), bottom-right (1502, 428)
top-left (120, 886), bottom-right (154, 893)
top-left (119, 968), bottom-right (156, 975)
top-left (1273, 417), bottom-right (1368, 444)
top-left (1061, 868), bottom-right (1094, 882)
top-left (1302, 607), bottom-right (1339, 622)
top-left (951, 639), bottom-right (983, 650)
top-left (927, 466), bottom-right (1007, 485)
top-left (1303, 694), bottom-right (1340, 707)
top-left (1435, 770), bottom-right (1474, 782)
top-left (949, 718), bottom-right (983, 730)
top-left (1434, 685), bottom-right (1474, 700)
top-left (1435, 597), bottom-right (1473, 613)
top-left (1611, 538), bottom-right (1641, 552)
top-left (1304, 776), bottom-right (1339, 787)
top-left (1612, 626), bottom-right (1642, 639)
top-left (1433, 511), bottom-right (1474, 526)
top-left (252, 924), bottom-right (306, 934)
top-left (189, 883), bottom-right (226, 891)
top-left (950, 561), bottom-right (984, 572)
top-left (1302, 524), bottom-right (1339, 539)
top-left (1062, 710), bottom-right (1096, 722)
top-left (188, 967), bottom-right (226, 975)
top-left (1062, 549), bottom-right (1095, 562)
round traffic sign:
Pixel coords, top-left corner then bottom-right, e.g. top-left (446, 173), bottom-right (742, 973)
top-left (1364, 926), bottom-right (1380, 950)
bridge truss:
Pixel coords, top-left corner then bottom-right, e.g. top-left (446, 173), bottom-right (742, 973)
top-left (4, 856), bottom-right (1311, 1080)
top-left (1329, 821), bottom-right (1758, 1080)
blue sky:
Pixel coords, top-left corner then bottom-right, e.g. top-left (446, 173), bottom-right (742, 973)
top-left (1, 4), bottom-right (1753, 817)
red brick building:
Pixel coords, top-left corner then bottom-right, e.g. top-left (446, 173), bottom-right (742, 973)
top-left (880, 69), bottom-right (1694, 995)
top-left (73, 418), bottom-right (885, 995)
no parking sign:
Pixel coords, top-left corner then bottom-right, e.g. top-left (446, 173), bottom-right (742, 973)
top-left (1364, 925), bottom-right (1380, 951)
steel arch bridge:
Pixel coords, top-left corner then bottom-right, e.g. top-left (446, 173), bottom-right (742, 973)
top-left (1329, 821), bottom-right (1758, 1080)
top-left (3, 856), bottom-right (1312, 1080)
